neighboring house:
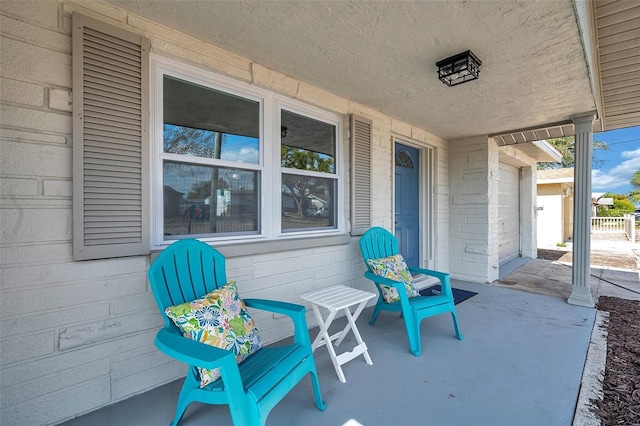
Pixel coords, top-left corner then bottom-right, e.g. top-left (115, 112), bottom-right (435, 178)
top-left (592, 193), bottom-right (615, 216)
top-left (536, 168), bottom-right (574, 248)
top-left (1, 1), bottom-right (639, 425)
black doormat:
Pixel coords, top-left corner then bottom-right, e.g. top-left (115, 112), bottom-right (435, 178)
top-left (419, 285), bottom-right (478, 305)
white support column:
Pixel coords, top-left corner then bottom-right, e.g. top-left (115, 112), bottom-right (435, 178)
top-left (568, 115), bottom-right (595, 308)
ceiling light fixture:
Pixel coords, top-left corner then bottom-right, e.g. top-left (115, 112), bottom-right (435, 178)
top-left (436, 50), bottom-right (482, 87)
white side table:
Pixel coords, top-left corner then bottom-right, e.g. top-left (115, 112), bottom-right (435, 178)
top-left (301, 285), bottom-right (376, 383)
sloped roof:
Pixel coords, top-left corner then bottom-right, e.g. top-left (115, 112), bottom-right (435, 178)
top-left (537, 168), bottom-right (574, 184)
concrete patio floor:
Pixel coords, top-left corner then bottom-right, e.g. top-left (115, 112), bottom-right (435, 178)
top-left (497, 232), bottom-right (640, 302)
top-left (61, 278), bottom-right (598, 426)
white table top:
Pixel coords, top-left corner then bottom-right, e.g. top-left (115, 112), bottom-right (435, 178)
top-left (300, 285), bottom-right (376, 311)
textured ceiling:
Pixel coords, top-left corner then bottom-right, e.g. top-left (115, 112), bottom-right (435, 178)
top-left (105, 0), bottom-right (600, 142)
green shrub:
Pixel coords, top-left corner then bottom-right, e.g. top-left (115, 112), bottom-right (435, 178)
top-left (598, 199), bottom-right (635, 217)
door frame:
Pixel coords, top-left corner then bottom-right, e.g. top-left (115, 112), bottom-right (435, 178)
top-left (392, 137), bottom-right (435, 269)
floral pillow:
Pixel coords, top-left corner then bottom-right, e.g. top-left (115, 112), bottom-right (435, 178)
top-left (165, 280), bottom-right (262, 388)
top-left (366, 254), bottom-right (420, 304)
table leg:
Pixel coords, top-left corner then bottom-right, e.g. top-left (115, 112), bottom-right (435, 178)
top-left (339, 302), bottom-right (373, 365)
top-left (310, 305), bottom-right (347, 383)
top-left (334, 300), bottom-right (367, 346)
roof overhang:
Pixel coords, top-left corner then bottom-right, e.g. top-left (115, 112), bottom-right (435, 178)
top-left (538, 177), bottom-right (574, 184)
top-left (493, 130), bottom-right (564, 163)
top-left (579, 0), bottom-right (640, 132)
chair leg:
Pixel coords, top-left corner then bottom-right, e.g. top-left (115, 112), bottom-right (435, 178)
top-left (450, 310), bottom-right (463, 340)
top-left (172, 373), bottom-right (198, 426)
top-left (308, 368), bottom-right (327, 411)
top-left (403, 312), bottom-right (422, 356)
top-left (369, 302), bottom-right (383, 325)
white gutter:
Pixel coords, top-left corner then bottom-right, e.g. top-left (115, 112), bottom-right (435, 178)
top-left (532, 139), bottom-right (563, 163)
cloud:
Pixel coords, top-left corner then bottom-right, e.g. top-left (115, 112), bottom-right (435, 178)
top-left (592, 147), bottom-right (640, 193)
top-left (223, 147), bottom-right (259, 164)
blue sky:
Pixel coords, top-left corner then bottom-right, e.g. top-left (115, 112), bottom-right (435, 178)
top-left (591, 125), bottom-right (640, 195)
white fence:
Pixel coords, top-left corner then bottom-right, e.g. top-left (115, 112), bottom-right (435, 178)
top-left (623, 213), bottom-right (636, 243)
top-left (591, 216), bottom-right (625, 232)
top-left (591, 215), bottom-right (636, 242)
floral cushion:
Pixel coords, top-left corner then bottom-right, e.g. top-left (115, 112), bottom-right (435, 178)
top-left (366, 254), bottom-right (420, 303)
top-left (165, 280), bottom-right (263, 388)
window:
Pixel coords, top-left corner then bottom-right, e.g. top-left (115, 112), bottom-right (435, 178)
top-left (395, 150), bottom-right (414, 169)
top-left (152, 59), bottom-right (341, 246)
top-left (160, 75), bottom-right (261, 239)
top-left (280, 109), bottom-right (337, 232)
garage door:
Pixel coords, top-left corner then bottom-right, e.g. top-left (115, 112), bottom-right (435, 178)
top-left (498, 163), bottom-right (520, 265)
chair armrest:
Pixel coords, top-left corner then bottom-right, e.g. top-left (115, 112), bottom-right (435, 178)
top-left (363, 270), bottom-right (407, 292)
top-left (155, 327), bottom-right (248, 401)
top-left (155, 327), bottom-right (237, 370)
top-left (244, 298), bottom-right (311, 346)
top-left (364, 270), bottom-right (416, 307)
top-left (408, 267), bottom-right (453, 297)
top-left (407, 267), bottom-right (449, 282)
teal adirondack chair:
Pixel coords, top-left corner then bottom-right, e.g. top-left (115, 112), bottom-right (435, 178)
top-left (148, 239), bottom-right (326, 425)
top-left (359, 227), bottom-right (463, 356)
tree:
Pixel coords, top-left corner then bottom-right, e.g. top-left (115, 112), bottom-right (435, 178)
top-left (281, 146), bottom-right (334, 217)
top-left (537, 136), bottom-right (608, 170)
top-left (163, 125), bottom-right (223, 158)
top-left (629, 170), bottom-right (640, 203)
top-left (598, 193), bottom-right (635, 217)
top-left (598, 198), bottom-right (635, 217)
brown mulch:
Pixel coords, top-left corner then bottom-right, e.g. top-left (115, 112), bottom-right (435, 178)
top-left (591, 296), bottom-right (640, 425)
top-left (537, 248), bottom-right (638, 270)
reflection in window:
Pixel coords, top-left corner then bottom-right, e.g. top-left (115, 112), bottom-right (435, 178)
top-left (163, 76), bottom-right (259, 164)
top-left (281, 174), bottom-right (335, 231)
top-left (161, 74), bottom-right (261, 240)
top-left (281, 110), bottom-right (335, 173)
top-left (163, 161), bottom-right (259, 237)
top-left (280, 109), bottom-right (337, 232)
top-left (155, 64), bottom-right (342, 244)
top-left (395, 150), bottom-right (414, 169)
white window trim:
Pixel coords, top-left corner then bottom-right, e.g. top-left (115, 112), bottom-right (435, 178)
top-left (150, 55), bottom-right (344, 249)
top-left (275, 96), bottom-right (343, 237)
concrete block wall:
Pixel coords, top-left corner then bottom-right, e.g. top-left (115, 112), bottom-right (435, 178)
top-left (448, 136), bottom-right (540, 283)
top-left (448, 136), bottom-right (494, 282)
top-left (0, 1), bottom-right (451, 425)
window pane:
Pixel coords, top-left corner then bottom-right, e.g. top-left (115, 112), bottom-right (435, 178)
top-left (281, 110), bottom-right (335, 173)
top-left (163, 161), bottom-right (259, 237)
top-left (395, 150), bottom-right (414, 168)
top-left (164, 76), bottom-right (259, 164)
top-left (282, 174), bottom-right (336, 231)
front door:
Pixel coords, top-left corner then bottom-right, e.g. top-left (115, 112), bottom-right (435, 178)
top-left (395, 143), bottom-right (420, 267)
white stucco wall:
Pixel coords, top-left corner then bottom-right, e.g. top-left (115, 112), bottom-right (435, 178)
top-left (537, 194), bottom-right (564, 248)
top-left (0, 1), bottom-right (451, 425)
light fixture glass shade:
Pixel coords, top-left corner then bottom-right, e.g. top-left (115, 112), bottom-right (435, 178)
top-left (436, 50), bottom-right (482, 87)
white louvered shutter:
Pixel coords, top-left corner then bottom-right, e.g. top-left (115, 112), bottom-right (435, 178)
top-left (72, 13), bottom-right (150, 260)
top-left (350, 114), bottom-right (372, 236)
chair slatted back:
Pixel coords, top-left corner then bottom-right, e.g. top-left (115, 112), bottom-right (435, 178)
top-left (359, 227), bottom-right (399, 263)
top-left (149, 239), bottom-right (227, 327)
